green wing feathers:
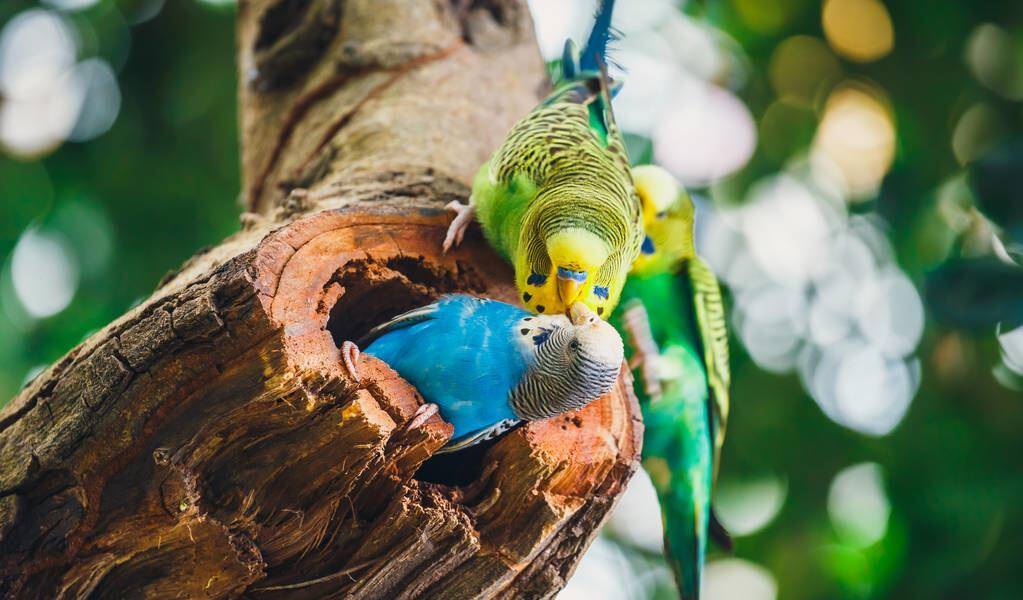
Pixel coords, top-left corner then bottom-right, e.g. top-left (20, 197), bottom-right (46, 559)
top-left (688, 256), bottom-right (731, 483)
top-left (471, 164), bottom-right (537, 261)
top-left (614, 256), bottom-right (731, 599)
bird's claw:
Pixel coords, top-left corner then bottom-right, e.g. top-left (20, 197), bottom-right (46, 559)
top-left (636, 354), bottom-right (663, 400)
top-left (406, 402), bottom-right (440, 431)
top-left (442, 200), bottom-right (475, 253)
top-left (341, 341), bottom-right (361, 382)
top-left (622, 301), bottom-right (663, 399)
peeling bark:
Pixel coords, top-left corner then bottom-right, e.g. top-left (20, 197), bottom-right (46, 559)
top-left (0, 1), bottom-right (642, 597)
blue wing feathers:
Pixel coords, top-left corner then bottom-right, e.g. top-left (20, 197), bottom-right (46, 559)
top-left (364, 296), bottom-right (530, 440)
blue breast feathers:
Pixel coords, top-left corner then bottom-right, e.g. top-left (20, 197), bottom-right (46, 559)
top-left (363, 295), bottom-right (531, 441)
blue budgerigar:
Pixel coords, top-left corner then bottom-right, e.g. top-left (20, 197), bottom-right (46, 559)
top-left (340, 295), bottom-right (624, 452)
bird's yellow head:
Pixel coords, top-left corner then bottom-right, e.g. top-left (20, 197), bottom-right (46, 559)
top-left (630, 164), bottom-right (695, 275)
top-left (515, 227), bottom-right (615, 318)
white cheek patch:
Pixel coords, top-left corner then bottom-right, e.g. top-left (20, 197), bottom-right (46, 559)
top-left (515, 314), bottom-right (571, 353)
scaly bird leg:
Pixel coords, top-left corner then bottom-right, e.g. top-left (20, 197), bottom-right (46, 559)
top-left (341, 341), bottom-right (361, 382)
top-left (442, 200), bottom-right (475, 253)
top-left (623, 301), bottom-right (663, 400)
top-left (406, 402), bottom-right (441, 431)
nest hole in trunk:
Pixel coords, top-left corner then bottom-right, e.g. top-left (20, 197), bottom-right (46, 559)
top-left (323, 254), bottom-right (497, 491)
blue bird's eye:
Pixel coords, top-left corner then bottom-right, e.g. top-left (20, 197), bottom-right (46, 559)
top-left (570, 340), bottom-right (580, 351)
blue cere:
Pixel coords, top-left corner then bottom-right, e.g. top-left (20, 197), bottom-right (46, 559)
top-left (557, 267), bottom-right (588, 282)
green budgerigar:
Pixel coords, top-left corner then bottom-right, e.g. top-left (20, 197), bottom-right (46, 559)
top-left (611, 166), bottom-right (731, 600)
top-left (444, 0), bottom-right (643, 320)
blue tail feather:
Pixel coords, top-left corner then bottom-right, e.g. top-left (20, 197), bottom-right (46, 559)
top-left (580, 0), bottom-right (617, 73)
top-left (559, 0), bottom-right (618, 82)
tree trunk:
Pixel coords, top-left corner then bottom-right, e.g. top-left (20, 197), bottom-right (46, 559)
top-left (0, 1), bottom-right (643, 597)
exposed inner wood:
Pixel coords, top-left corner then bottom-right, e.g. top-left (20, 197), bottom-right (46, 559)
top-left (0, 1), bottom-right (643, 597)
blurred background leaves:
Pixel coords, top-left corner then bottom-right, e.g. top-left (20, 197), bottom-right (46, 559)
top-left (0, 0), bottom-right (238, 397)
top-left (0, 0), bottom-right (1021, 598)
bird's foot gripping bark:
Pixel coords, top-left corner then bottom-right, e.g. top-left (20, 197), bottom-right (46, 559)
top-left (342, 340), bottom-right (361, 381)
top-left (442, 200), bottom-right (476, 253)
top-left (342, 340), bottom-right (437, 429)
top-left (623, 300), bottom-right (663, 400)
top-left (406, 402), bottom-right (441, 431)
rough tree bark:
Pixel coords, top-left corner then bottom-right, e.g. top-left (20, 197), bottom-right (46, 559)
top-left (0, 1), bottom-right (643, 597)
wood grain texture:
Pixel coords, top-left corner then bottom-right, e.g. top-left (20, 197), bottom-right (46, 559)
top-left (0, 1), bottom-right (642, 597)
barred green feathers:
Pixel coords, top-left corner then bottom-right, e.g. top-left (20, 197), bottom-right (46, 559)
top-left (469, 0), bottom-right (643, 318)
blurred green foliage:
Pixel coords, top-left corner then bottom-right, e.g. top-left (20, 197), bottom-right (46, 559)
top-left (0, 1), bottom-right (1022, 599)
top-left (0, 0), bottom-right (239, 395)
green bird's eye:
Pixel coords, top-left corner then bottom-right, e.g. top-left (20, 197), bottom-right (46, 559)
top-left (656, 211), bottom-right (668, 219)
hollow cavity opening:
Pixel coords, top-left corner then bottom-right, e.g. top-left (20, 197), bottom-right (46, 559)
top-left (324, 256), bottom-right (500, 490)
top-left (325, 256), bottom-right (479, 347)
top-left (413, 435), bottom-right (503, 489)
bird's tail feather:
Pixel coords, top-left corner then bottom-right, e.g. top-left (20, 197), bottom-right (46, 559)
top-left (662, 499), bottom-right (706, 600)
top-left (580, 0), bottom-right (618, 73)
top-left (709, 506), bottom-right (733, 552)
top-left (560, 0), bottom-right (620, 81)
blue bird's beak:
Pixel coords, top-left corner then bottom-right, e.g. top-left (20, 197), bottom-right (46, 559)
top-left (557, 267), bottom-right (587, 306)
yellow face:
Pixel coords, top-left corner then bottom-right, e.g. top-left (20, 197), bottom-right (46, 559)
top-left (515, 228), bottom-right (616, 318)
top-left (630, 165), bottom-right (694, 275)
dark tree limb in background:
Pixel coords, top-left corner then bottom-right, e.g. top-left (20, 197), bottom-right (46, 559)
top-left (0, 1), bottom-right (643, 597)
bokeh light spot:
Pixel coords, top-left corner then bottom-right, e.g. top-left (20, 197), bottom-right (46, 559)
top-left (612, 49), bottom-right (682, 137)
top-left (703, 558), bottom-right (777, 600)
top-left (734, 0), bottom-right (785, 34)
top-left (0, 9), bottom-right (76, 99)
top-left (997, 324), bottom-right (1023, 377)
top-left (813, 83), bottom-right (895, 200)
top-left (527, 0), bottom-right (594, 62)
top-left (52, 199), bottom-right (115, 277)
top-left (965, 23), bottom-right (1023, 101)
top-left (951, 102), bottom-right (1006, 166)
top-left (768, 35), bottom-right (841, 108)
top-left (654, 83), bottom-right (757, 187)
top-left (560, 537), bottom-right (650, 600)
top-left (10, 227), bottom-right (79, 319)
top-left (822, 0), bottom-right (895, 63)
top-left (855, 267), bottom-right (925, 359)
top-left (827, 462), bottom-right (890, 548)
top-left (701, 171), bottom-right (920, 435)
top-left (0, 9), bottom-right (84, 157)
top-left (605, 466), bottom-right (665, 553)
top-left (740, 174), bottom-right (840, 286)
top-left (715, 475), bottom-right (787, 536)
top-left (69, 58), bottom-right (121, 142)
top-left (42, 0), bottom-right (101, 10)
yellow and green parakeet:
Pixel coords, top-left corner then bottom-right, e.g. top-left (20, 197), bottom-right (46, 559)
top-left (443, 0), bottom-right (643, 319)
top-left (612, 165), bottom-right (732, 600)
top-left (631, 164), bottom-right (695, 277)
